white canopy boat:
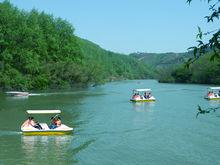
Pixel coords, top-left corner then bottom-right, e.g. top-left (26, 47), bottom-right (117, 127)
top-left (130, 88), bottom-right (156, 102)
top-left (6, 91), bottom-right (29, 97)
top-left (21, 110), bottom-right (73, 136)
top-left (205, 87), bottom-right (220, 100)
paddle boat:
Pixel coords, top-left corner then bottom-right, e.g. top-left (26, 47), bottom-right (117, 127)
top-left (205, 87), bottom-right (220, 100)
top-left (21, 110), bottom-right (73, 136)
top-left (6, 91), bottom-right (29, 97)
top-left (130, 89), bottom-right (156, 102)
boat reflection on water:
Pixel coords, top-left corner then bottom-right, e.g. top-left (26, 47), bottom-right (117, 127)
top-left (132, 102), bottom-right (155, 112)
top-left (21, 135), bottom-right (75, 163)
top-left (208, 100), bottom-right (220, 107)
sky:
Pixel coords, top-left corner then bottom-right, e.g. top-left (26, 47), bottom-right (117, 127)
top-left (1, 0), bottom-right (220, 54)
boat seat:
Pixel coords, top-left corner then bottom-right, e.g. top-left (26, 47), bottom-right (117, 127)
top-left (39, 123), bottom-right (49, 130)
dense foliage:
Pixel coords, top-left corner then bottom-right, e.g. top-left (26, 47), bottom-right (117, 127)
top-left (186, 0), bottom-right (220, 66)
top-left (78, 38), bottom-right (153, 82)
top-left (157, 0), bottom-right (220, 85)
top-left (131, 51), bottom-right (220, 85)
top-left (0, 1), bottom-right (152, 90)
top-left (157, 53), bottom-right (220, 84)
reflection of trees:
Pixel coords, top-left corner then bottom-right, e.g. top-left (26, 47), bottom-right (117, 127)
top-left (70, 139), bottom-right (95, 155)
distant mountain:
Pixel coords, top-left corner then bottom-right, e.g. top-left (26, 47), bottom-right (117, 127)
top-left (129, 52), bottom-right (193, 68)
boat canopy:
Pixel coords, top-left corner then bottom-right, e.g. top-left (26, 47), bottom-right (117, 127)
top-left (6, 91), bottom-right (28, 94)
top-left (26, 110), bottom-right (61, 114)
top-left (133, 89), bottom-right (152, 92)
top-left (208, 87), bottom-right (220, 90)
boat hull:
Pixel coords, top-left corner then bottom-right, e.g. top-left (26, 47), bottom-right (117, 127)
top-left (205, 97), bottom-right (220, 100)
top-left (22, 130), bottom-right (73, 136)
top-left (130, 99), bottom-right (155, 102)
top-left (21, 123), bottom-right (73, 136)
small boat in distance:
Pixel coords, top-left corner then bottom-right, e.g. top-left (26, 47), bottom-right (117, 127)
top-left (6, 91), bottom-right (29, 97)
top-left (130, 89), bottom-right (156, 102)
top-left (21, 110), bottom-right (73, 136)
top-left (205, 87), bottom-right (220, 100)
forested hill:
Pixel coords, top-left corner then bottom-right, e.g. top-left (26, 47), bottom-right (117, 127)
top-left (77, 38), bottom-right (154, 81)
top-left (130, 52), bottom-right (220, 85)
top-left (0, 1), bottom-right (152, 90)
top-left (130, 52), bottom-right (193, 68)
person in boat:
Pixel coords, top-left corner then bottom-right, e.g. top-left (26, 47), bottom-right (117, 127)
top-left (49, 116), bottom-right (62, 129)
top-left (144, 92), bottom-right (148, 99)
top-left (132, 93), bottom-right (137, 99)
top-left (21, 116), bottom-right (33, 127)
top-left (208, 91), bottom-right (212, 97)
top-left (148, 92), bottom-right (152, 98)
top-left (133, 93), bottom-right (141, 99)
top-left (33, 120), bottom-right (43, 130)
top-left (21, 117), bottom-right (42, 130)
top-left (56, 117), bottom-right (62, 127)
top-left (49, 117), bottom-right (57, 129)
top-left (144, 92), bottom-right (151, 99)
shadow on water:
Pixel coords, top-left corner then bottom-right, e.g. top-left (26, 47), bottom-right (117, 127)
top-left (70, 139), bottom-right (95, 155)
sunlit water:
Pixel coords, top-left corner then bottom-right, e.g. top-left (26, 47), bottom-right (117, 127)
top-left (0, 80), bottom-right (220, 165)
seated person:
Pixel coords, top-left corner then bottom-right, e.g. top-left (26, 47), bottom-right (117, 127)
top-left (21, 117), bottom-right (42, 130)
top-left (49, 117), bottom-right (57, 129)
top-left (49, 116), bottom-right (62, 129)
top-left (144, 92), bottom-right (148, 99)
top-left (132, 93), bottom-right (137, 99)
top-left (133, 93), bottom-right (141, 99)
top-left (56, 117), bottom-right (62, 127)
top-left (21, 116), bottom-right (34, 127)
top-left (208, 91), bottom-right (213, 97)
top-left (148, 92), bottom-right (152, 98)
top-left (144, 92), bottom-right (151, 99)
top-left (33, 120), bottom-right (43, 130)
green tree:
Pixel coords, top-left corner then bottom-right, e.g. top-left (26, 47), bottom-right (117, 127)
top-left (186, 0), bottom-right (220, 66)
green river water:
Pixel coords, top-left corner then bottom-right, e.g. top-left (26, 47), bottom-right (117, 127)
top-left (0, 80), bottom-right (220, 165)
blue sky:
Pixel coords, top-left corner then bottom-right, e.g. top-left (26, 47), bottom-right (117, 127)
top-left (2, 0), bottom-right (219, 54)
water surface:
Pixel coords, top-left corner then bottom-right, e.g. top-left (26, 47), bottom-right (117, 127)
top-left (0, 80), bottom-right (220, 165)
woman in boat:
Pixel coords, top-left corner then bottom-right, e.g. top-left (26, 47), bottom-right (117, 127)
top-left (133, 93), bottom-right (141, 99)
top-left (21, 117), bottom-right (42, 129)
top-left (208, 91), bottom-right (213, 97)
top-left (21, 116), bottom-right (34, 127)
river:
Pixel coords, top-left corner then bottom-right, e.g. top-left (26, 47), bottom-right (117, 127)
top-left (0, 80), bottom-right (220, 165)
